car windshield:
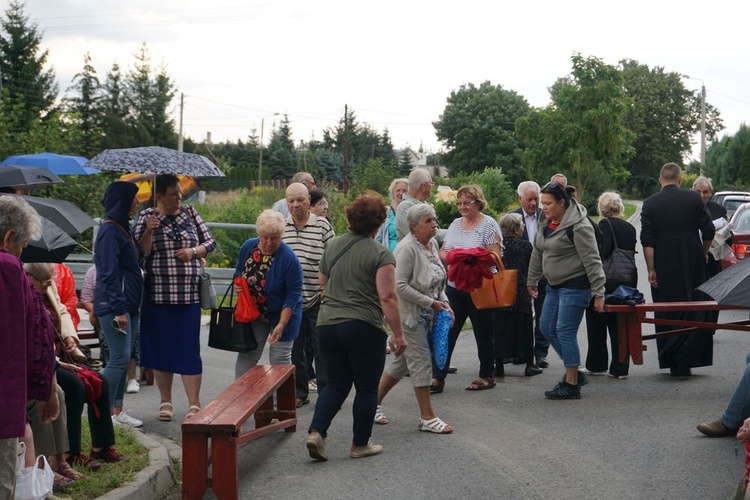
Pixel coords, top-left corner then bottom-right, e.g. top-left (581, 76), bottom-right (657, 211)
top-left (726, 200), bottom-right (750, 211)
top-left (733, 207), bottom-right (750, 230)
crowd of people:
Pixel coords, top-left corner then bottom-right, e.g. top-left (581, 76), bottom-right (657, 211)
top-left (2, 161), bottom-right (744, 495)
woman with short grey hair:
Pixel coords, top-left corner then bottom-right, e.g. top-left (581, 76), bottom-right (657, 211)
top-left (375, 178), bottom-right (408, 251)
top-left (374, 202), bottom-right (454, 433)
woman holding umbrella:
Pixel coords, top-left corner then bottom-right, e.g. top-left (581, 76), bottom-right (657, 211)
top-left (134, 174), bottom-right (217, 421)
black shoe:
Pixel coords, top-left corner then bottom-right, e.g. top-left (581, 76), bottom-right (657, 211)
top-left (296, 398), bottom-right (310, 408)
top-left (545, 381), bottom-right (581, 400)
top-left (536, 356), bottom-right (549, 368)
top-left (447, 366), bottom-right (458, 374)
top-left (525, 365), bottom-right (543, 377)
top-left (558, 370), bottom-right (589, 387)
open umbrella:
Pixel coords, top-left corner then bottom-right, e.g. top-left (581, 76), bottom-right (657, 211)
top-left (86, 146), bottom-right (224, 178)
top-left (21, 217), bottom-right (78, 263)
top-left (697, 257), bottom-right (750, 306)
top-left (120, 172), bottom-right (200, 203)
top-left (0, 165), bottom-right (63, 189)
top-left (0, 194), bottom-right (95, 236)
top-left (1, 153), bottom-right (99, 175)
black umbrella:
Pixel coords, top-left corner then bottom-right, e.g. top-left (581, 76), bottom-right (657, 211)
top-left (21, 217), bottom-right (78, 263)
top-left (0, 194), bottom-right (95, 237)
top-left (0, 164), bottom-right (63, 188)
top-left (697, 257), bottom-right (750, 306)
top-left (86, 146), bottom-right (224, 178)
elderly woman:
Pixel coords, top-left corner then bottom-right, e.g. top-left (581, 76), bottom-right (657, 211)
top-left (310, 189), bottom-right (329, 219)
top-left (527, 182), bottom-right (606, 400)
top-left (375, 178), bottom-right (408, 251)
top-left (583, 192), bottom-right (636, 379)
top-left (374, 204), bottom-right (454, 434)
top-left (233, 210), bottom-right (303, 377)
top-left (93, 181), bottom-right (143, 427)
top-left (25, 263), bottom-right (125, 478)
top-left (0, 196), bottom-right (57, 497)
top-left (306, 192), bottom-right (407, 461)
top-left (135, 174), bottom-right (217, 421)
top-left (493, 213), bottom-right (541, 377)
top-left (436, 185), bottom-right (502, 392)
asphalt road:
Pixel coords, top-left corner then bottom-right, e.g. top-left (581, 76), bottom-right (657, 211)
top-left (118, 201), bottom-right (749, 499)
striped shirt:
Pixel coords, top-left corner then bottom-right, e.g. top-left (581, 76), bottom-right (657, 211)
top-left (282, 212), bottom-right (335, 310)
top-left (443, 214), bottom-right (503, 288)
top-left (133, 204), bottom-right (217, 304)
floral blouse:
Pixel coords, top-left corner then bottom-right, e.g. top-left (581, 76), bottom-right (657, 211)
top-left (242, 248), bottom-right (275, 318)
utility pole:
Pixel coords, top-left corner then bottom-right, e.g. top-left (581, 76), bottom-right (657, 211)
top-left (700, 83), bottom-right (707, 172)
top-left (178, 93), bottom-right (184, 152)
top-left (258, 118), bottom-right (265, 183)
top-left (343, 104), bottom-right (349, 194)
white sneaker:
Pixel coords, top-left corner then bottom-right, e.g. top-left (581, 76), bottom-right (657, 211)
top-left (126, 379), bottom-right (140, 394)
top-left (114, 411), bottom-right (143, 428)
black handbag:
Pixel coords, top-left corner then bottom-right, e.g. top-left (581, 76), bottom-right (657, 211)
top-left (208, 283), bottom-right (258, 352)
top-left (601, 219), bottom-right (637, 289)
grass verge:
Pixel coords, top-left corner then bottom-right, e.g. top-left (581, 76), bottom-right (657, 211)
top-left (58, 419), bottom-right (149, 500)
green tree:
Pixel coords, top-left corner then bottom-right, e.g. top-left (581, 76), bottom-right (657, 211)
top-left (314, 149), bottom-right (343, 183)
top-left (66, 52), bottom-right (103, 157)
top-left (398, 147), bottom-right (413, 176)
top-left (619, 60), bottom-right (724, 196)
top-left (322, 108), bottom-right (395, 169)
top-left (433, 81), bottom-right (531, 184)
top-left (266, 115), bottom-right (296, 179)
top-left (350, 158), bottom-right (400, 195)
top-left (706, 124), bottom-right (750, 188)
top-left (517, 54), bottom-right (635, 201)
top-left (0, 1), bottom-right (57, 130)
top-left (100, 63), bottom-right (134, 148)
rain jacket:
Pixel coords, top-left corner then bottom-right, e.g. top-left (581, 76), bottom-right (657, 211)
top-left (93, 182), bottom-right (143, 316)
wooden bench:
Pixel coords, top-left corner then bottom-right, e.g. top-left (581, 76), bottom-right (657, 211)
top-left (181, 364), bottom-right (297, 499)
top-left (604, 301), bottom-right (749, 364)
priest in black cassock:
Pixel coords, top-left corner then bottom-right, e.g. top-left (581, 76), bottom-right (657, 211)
top-left (641, 163), bottom-right (716, 377)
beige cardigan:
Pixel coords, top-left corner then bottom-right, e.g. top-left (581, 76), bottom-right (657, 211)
top-left (393, 234), bottom-right (448, 330)
top-left (45, 281), bottom-right (85, 362)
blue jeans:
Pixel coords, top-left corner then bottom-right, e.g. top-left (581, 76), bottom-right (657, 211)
top-left (100, 311), bottom-right (139, 409)
top-left (539, 285), bottom-right (590, 367)
top-left (722, 353), bottom-right (750, 428)
top-left (309, 320), bottom-right (386, 447)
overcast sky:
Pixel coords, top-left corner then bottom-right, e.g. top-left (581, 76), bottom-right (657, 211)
top-left (13, 0), bottom-right (750, 160)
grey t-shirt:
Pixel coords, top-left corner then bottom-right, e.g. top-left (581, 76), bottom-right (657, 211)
top-left (317, 232), bottom-right (396, 332)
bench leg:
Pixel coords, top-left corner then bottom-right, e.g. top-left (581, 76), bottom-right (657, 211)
top-left (255, 397), bottom-right (274, 428)
top-left (211, 432), bottom-right (238, 500)
top-left (181, 432), bottom-right (209, 500)
top-left (277, 371), bottom-right (297, 432)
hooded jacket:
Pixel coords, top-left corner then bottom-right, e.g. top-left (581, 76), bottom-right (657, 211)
top-left (527, 198), bottom-right (606, 297)
top-left (93, 182), bottom-right (143, 316)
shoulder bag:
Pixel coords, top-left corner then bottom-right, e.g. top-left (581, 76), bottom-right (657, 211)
top-left (601, 218), bottom-right (637, 288)
top-left (470, 250), bottom-right (518, 309)
top-left (208, 282), bottom-right (258, 352)
top-left (184, 206), bottom-right (218, 309)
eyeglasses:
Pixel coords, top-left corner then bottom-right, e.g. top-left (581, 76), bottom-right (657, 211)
top-left (457, 200), bottom-right (476, 207)
top-left (313, 200), bottom-right (328, 207)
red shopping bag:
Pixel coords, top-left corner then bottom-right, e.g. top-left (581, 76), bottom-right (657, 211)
top-left (233, 277), bottom-right (260, 323)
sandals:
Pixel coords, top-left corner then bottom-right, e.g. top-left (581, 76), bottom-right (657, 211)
top-left (53, 471), bottom-right (75, 492)
top-left (185, 405), bottom-right (201, 419)
top-left (158, 402), bottom-right (173, 422)
top-left (373, 405), bottom-right (388, 425)
top-left (419, 417), bottom-right (454, 434)
top-left (465, 378), bottom-right (496, 391)
top-left (55, 460), bottom-right (86, 480)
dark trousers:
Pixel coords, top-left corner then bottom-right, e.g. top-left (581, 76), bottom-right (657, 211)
top-left (584, 302), bottom-right (629, 376)
top-left (56, 367), bottom-right (115, 453)
top-left (494, 310), bottom-right (534, 367)
top-left (309, 320), bottom-right (386, 447)
top-left (533, 281), bottom-right (549, 358)
top-left (292, 303), bottom-right (325, 400)
top-left (433, 286), bottom-right (495, 381)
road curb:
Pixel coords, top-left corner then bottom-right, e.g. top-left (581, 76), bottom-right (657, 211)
top-left (97, 430), bottom-right (180, 500)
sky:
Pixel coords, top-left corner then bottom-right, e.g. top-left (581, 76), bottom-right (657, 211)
top-left (10, 0), bottom-right (750, 160)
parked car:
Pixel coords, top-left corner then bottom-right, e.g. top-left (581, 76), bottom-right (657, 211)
top-left (721, 195), bottom-right (750, 220)
top-left (712, 191), bottom-right (750, 206)
top-left (722, 202), bottom-right (750, 269)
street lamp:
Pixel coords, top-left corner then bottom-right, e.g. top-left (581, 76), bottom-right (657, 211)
top-left (682, 74), bottom-right (706, 175)
top-left (258, 113), bottom-right (280, 182)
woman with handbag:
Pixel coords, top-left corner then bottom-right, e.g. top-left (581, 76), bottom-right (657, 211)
top-left (584, 192), bottom-right (636, 379)
top-left (232, 210), bottom-right (303, 377)
top-left (493, 213), bottom-right (542, 377)
top-left (527, 182), bottom-right (606, 400)
top-left (373, 204), bottom-right (454, 434)
top-left (306, 192), bottom-right (406, 461)
top-left (135, 174), bottom-right (217, 421)
top-left (435, 185), bottom-right (502, 393)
